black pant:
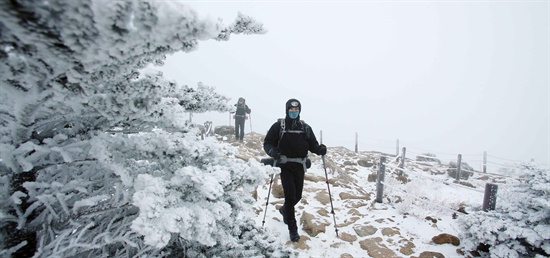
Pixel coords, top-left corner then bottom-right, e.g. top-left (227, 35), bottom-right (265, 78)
top-left (280, 163), bottom-right (305, 232)
top-left (234, 117), bottom-right (245, 140)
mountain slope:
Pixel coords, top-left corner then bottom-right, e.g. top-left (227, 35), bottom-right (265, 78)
top-left (221, 131), bottom-right (477, 258)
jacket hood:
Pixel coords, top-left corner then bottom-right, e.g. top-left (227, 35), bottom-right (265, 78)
top-left (285, 98), bottom-right (301, 119)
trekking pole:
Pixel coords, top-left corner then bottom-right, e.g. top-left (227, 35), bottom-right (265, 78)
top-left (321, 155), bottom-right (339, 237)
top-left (261, 173), bottom-right (275, 227)
top-left (249, 113), bottom-right (253, 132)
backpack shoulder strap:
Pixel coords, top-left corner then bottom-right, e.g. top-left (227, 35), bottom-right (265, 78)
top-left (277, 118), bottom-right (285, 146)
top-left (300, 120), bottom-right (311, 139)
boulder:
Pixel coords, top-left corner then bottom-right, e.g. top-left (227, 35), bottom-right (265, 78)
top-left (214, 125), bottom-right (234, 136)
top-left (432, 233), bottom-right (460, 246)
top-left (300, 211), bottom-right (329, 237)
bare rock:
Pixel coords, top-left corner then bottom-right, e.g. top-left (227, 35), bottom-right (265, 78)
top-left (359, 237), bottom-right (401, 258)
top-left (339, 192), bottom-right (370, 200)
top-left (343, 160), bottom-right (356, 166)
top-left (300, 211), bottom-right (329, 237)
top-left (367, 173), bottom-right (377, 182)
top-left (214, 125), bottom-right (234, 136)
top-left (305, 174), bottom-right (325, 183)
top-left (338, 216), bottom-right (361, 227)
top-left (381, 227), bottom-right (400, 237)
top-left (317, 208), bottom-right (329, 217)
top-left (447, 161), bottom-right (474, 180)
top-left (357, 159), bottom-right (374, 167)
top-left (286, 235), bottom-right (311, 249)
top-left (399, 239), bottom-right (416, 255)
top-left (412, 251), bottom-right (445, 258)
top-left (416, 153), bottom-right (440, 163)
top-left (353, 224), bottom-right (378, 237)
top-left (425, 216), bottom-right (438, 223)
top-left (432, 233), bottom-right (460, 246)
top-left (339, 232), bottom-right (358, 243)
top-left (315, 190), bottom-right (330, 205)
top-left (347, 208), bottom-right (361, 216)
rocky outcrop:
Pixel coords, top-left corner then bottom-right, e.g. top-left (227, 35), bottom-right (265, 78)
top-left (214, 125), bottom-right (234, 136)
top-left (432, 233), bottom-right (460, 246)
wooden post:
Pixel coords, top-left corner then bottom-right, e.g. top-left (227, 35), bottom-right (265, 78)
top-left (203, 121), bottom-right (212, 139)
top-left (376, 156), bottom-right (386, 203)
top-left (456, 154), bottom-right (462, 181)
top-left (398, 147), bottom-right (406, 176)
top-left (320, 130), bottom-right (323, 144)
top-left (396, 139), bottom-right (399, 156)
top-left (483, 151), bottom-right (487, 173)
top-left (483, 183), bottom-right (498, 211)
top-left (355, 132), bottom-right (358, 153)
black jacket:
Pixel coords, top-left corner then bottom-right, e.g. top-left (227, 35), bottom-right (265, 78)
top-left (234, 103), bottom-right (251, 117)
top-left (263, 116), bottom-right (322, 159)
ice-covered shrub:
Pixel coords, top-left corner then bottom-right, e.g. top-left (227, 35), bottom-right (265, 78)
top-left (458, 164), bottom-right (550, 258)
top-left (0, 1), bottom-right (289, 257)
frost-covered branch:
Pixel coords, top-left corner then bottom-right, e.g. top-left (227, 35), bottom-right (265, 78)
top-left (0, 0), bottom-right (288, 257)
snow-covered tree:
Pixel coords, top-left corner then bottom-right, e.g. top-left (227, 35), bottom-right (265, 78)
top-left (0, 1), bottom-right (289, 257)
top-left (458, 164), bottom-right (550, 258)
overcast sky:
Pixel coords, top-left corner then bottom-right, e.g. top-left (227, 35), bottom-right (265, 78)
top-left (157, 1), bottom-right (549, 169)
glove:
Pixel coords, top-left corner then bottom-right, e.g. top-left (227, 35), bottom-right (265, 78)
top-left (268, 148), bottom-right (280, 160)
top-left (278, 155), bottom-right (288, 164)
top-left (317, 144), bottom-right (327, 156)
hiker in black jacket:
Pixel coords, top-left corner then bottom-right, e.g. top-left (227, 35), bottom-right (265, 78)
top-left (233, 97), bottom-right (251, 142)
top-left (263, 98), bottom-right (327, 242)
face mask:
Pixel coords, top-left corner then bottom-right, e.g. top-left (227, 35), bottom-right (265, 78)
top-left (289, 110), bottom-right (299, 119)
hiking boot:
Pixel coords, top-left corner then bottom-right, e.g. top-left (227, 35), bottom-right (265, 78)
top-left (289, 231), bottom-right (300, 242)
top-left (279, 206), bottom-right (288, 224)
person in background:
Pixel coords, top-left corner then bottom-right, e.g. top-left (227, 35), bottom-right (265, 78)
top-left (234, 97), bottom-right (251, 142)
top-left (263, 98), bottom-right (327, 242)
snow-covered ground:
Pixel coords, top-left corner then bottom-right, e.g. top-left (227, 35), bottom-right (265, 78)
top-left (225, 131), bottom-right (518, 258)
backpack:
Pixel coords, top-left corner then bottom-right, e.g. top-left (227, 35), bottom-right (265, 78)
top-left (277, 118), bottom-right (313, 169)
top-left (277, 118), bottom-right (311, 145)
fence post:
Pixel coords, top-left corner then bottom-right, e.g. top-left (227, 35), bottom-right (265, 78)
top-left (398, 147), bottom-right (406, 175)
top-left (376, 156), bottom-right (386, 203)
top-left (483, 183), bottom-right (498, 211)
top-left (203, 121), bottom-right (212, 139)
top-left (396, 139), bottom-right (399, 157)
top-left (483, 151), bottom-right (487, 173)
top-left (355, 132), bottom-right (358, 153)
top-left (320, 130), bottom-right (323, 144)
top-left (456, 154), bottom-right (462, 181)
